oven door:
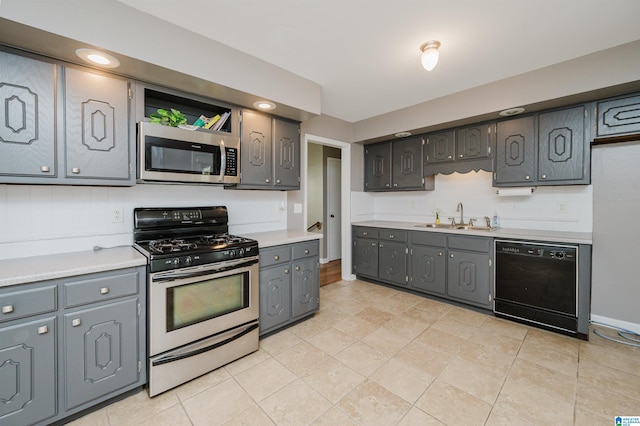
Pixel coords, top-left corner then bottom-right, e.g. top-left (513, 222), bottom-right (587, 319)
top-left (148, 256), bottom-right (258, 356)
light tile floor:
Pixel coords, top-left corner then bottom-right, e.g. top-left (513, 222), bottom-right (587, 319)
top-left (70, 279), bottom-right (640, 426)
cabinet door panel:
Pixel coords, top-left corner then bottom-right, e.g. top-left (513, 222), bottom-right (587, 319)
top-left (392, 136), bottom-right (423, 189)
top-left (495, 116), bottom-right (536, 184)
top-left (426, 131), bottom-right (455, 163)
top-left (354, 238), bottom-right (379, 278)
top-left (292, 258), bottom-right (319, 318)
top-left (240, 109), bottom-right (272, 186)
top-left (64, 67), bottom-right (130, 180)
top-left (447, 250), bottom-right (490, 306)
top-left (538, 106), bottom-right (586, 183)
top-left (259, 266), bottom-right (291, 333)
top-left (595, 93), bottom-right (640, 138)
top-left (410, 245), bottom-right (445, 295)
top-left (364, 142), bottom-right (391, 190)
top-left (64, 298), bottom-right (139, 410)
top-left (0, 317), bottom-right (56, 425)
top-left (456, 124), bottom-right (491, 159)
top-left (273, 119), bottom-right (299, 187)
top-left (0, 51), bottom-right (57, 178)
top-left (378, 241), bottom-right (407, 286)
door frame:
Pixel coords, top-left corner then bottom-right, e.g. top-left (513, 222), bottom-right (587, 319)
top-left (326, 157), bottom-right (341, 262)
top-left (302, 134), bottom-right (355, 281)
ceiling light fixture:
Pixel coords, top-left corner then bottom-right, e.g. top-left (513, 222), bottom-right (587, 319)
top-left (499, 107), bottom-right (526, 117)
top-left (75, 48), bottom-right (120, 68)
top-left (420, 40), bottom-right (441, 71)
top-left (253, 100), bottom-right (276, 111)
top-left (395, 131), bottom-right (412, 138)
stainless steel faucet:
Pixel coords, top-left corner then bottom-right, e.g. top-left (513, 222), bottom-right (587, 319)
top-left (457, 202), bottom-right (464, 225)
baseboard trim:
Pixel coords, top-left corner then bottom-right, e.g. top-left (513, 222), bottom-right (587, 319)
top-left (319, 258), bottom-right (329, 264)
top-left (591, 314), bottom-right (640, 334)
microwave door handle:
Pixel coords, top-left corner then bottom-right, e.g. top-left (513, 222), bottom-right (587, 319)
top-left (219, 139), bottom-right (225, 182)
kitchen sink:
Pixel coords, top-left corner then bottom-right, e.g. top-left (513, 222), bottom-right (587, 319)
top-left (414, 223), bottom-right (495, 232)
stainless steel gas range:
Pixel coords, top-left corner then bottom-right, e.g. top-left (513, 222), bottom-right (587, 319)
top-left (133, 206), bottom-right (259, 397)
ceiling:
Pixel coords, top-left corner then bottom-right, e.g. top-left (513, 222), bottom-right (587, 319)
top-left (116, 0), bottom-right (640, 123)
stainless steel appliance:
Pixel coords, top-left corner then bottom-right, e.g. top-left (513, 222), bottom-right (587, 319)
top-left (494, 239), bottom-right (578, 335)
top-left (137, 121), bottom-right (240, 185)
top-left (133, 206), bottom-right (259, 396)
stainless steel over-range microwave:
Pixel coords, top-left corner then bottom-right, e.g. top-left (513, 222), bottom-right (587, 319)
top-left (137, 121), bottom-right (239, 184)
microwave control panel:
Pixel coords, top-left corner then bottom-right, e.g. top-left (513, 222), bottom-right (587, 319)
top-left (226, 148), bottom-right (238, 176)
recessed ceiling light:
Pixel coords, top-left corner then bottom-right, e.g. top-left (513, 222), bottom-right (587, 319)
top-left (75, 48), bottom-right (120, 68)
top-left (395, 131), bottom-right (412, 138)
top-left (253, 101), bottom-right (276, 111)
top-left (499, 107), bottom-right (525, 117)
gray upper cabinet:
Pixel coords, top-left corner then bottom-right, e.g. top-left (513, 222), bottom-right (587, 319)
top-left (0, 50), bottom-right (57, 180)
top-left (0, 48), bottom-right (134, 186)
top-left (494, 115), bottom-right (537, 185)
top-left (494, 105), bottom-right (590, 187)
top-left (592, 92), bottom-right (640, 140)
top-left (365, 137), bottom-right (430, 192)
top-left (236, 109), bottom-right (300, 190)
top-left (424, 124), bottom-right (493, 175)
top-left (425, 131), bottom-right (455, 163)
top-left (364, 142), bottom-right (391, 190)
top-left (537, 105), bottom-right (589, 184)
top-left (64, 67), bottom-right (131, 182)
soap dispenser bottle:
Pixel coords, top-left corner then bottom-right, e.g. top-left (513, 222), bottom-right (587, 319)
top-left (492, 211), bottom-right (500, 228)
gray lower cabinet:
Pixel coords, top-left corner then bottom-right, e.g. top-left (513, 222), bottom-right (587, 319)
top-left (236, 109), bottom-right (300, 190)
top-left (353, 226), bottom-right (408, 286)
top-left (356, 227), bottom-right (493, 310)
top-left (0, 48), bottom-right (134, 185)
top-left (259, 240), bottom-right (319, 336)
top-left (409, 232), bottom-right (446, 295)
top-left (445, 235), bottom-right (492, 308)
top-left (0, 266), bottom-right (146, 425)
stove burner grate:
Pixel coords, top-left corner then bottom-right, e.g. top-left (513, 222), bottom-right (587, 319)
top-left (149, 239), bottom-right (199, 254)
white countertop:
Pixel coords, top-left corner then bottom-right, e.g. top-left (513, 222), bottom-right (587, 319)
top-left (0, 247), bottom-right (148, 288)
top-left (352, 220), bottom-right (592, 245)
top-left (240, 230), bottom-right (322, 248)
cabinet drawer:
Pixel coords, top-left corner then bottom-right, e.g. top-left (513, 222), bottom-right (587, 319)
top-left (448, 236), bottom-right (491, 253)
top-left (410, 231), bottom-right (446, 247)
top-left (354, 226), bottom-right (378, 239)
top-left (292, 241), bottom-right (319, 259)
top-left (64, 271), bottom-right (139, 307)
top-left (379, 229), bottom-right (407, 242)
top-left (260, 246), bottom-right (291, 267)
top-left (0, 284), bottom-right (57, 322)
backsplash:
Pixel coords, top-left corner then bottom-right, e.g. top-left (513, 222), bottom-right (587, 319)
top-left (351, 171), bottom-right (592, 232)
top-left (0, 184), bottom-right (286, 260)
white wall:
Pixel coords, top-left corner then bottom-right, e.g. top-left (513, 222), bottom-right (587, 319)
top-left (352, 171), bottom-right (592, 232)
top-left (0, 184), bottom-right (286, 260)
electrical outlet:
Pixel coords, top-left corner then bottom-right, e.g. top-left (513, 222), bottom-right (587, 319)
top-left (557, 201), bottom-right (568, 214)
top-left (112, 208), bottom-right (124, 223)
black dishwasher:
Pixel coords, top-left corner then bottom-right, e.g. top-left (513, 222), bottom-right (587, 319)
top-left (494, 240), bottom-right (578, 334)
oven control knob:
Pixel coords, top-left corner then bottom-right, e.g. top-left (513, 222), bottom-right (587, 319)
top-left (172, 258), bottom-right (181, 268)
top-left (184, 256), bottom-right (193, 265)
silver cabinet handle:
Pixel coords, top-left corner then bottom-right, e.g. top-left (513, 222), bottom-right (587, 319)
top-left (100, 287), bottom-right (109, 294)
top-left (72, 318), bottom-right (82, 327)
top-left (37, 325), bottom-right (48, 335)
top-left (265, 178), bottom-right (271, 183)
top-left (274, 255), bottom-right (280, 261)
top-left (295, 266), bottom-right (300, 271)
top-left (393, 183), bottom-right (398, 187)
top-left (371, 242), bottom-right (377, 246)
top-left (541, 174), bottom-right (547, 179)
top-left (276, 179), bottom-right (281, 184)
top-left (304, 249), bottom-right (310, 254)
top-left (362, 232), bottom-right (368, 236)
top-left (379, 243), bottom-right (384, 248)
top-left (525, 175), bottom-right (530, 180)
top-left (41, 165), bottom-right (50, 173)
top-left (450, 254), bottom-right (454, 258)
top-left (72, 167), bottom-right (80, 174)
top-left (389, 234), bottom-right (394, 239)
top-left (284, 269), bottom-right (289, 274)
top-left (459, 154), bottom-right (464, 158)
top-left (2, 305), bottom-right (14, 314)
top-left (385, 183), bottom-right (390, 187)
top-left (439, 252), bottom-right (443, 256)
top-left (447, 155), bottom-right (452, 159)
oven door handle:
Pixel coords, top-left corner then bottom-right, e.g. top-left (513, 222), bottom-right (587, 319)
top-left (152, 322), bottom-right (259, 366)
top-left (152, 257), bottom-right (259, 282)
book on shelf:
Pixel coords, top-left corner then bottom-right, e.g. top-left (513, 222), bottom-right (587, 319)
top-left (211, 111), bottom-right (230, 131)
top-left (203, 114), bottom-right (221, 129)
